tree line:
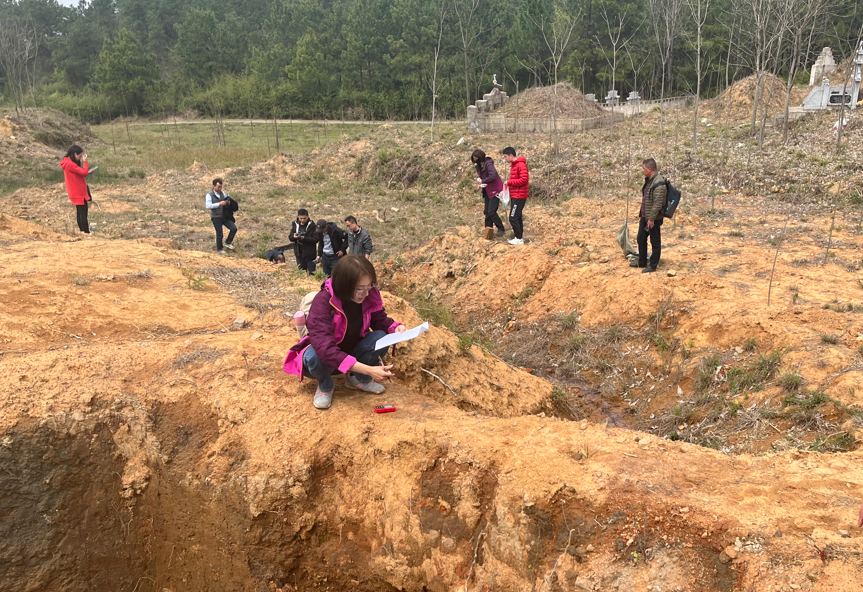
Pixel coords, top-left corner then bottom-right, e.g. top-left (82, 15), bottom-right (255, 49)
top-left (0, 0), bottom-right (861, 123)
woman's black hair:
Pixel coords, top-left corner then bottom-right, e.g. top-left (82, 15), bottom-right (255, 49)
top-left (331, 255), bottom-right (377, 302)
top-left (471, 149), bottom-right (486, 165)
top-left (65, 145), bottom-right (83, 164)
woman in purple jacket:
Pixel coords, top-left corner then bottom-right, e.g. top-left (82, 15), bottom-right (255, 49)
top-left (472, 149), bottom-right (505, 236)
top-left (283, 255), bottom-right (406, 409)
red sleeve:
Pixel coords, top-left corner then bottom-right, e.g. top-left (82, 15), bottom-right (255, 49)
top-left (508, 163), bottom-right (529, 188)
top-left (65, 160), bottom-right (89, 177)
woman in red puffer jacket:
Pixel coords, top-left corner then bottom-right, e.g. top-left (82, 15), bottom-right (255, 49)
top-left (60, 144), bottom-right (91, 235)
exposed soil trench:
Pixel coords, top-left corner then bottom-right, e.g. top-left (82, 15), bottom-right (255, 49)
top-left (1, 399), bottom-right (748, 592)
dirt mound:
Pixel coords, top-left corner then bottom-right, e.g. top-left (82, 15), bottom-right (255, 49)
top-left (8, 108), bottom-right (95, 149)
top-left (499, 83), bottom-right (606, 118)
top-left (701, 73), bottom-right (809, 120)
top-left (2, 215), bottom-right (863, 592)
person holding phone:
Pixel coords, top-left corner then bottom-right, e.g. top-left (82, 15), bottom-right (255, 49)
top-left (283, 255), bottom-right (406, 409)
top-left (60, 145), bottom-right (91, 235)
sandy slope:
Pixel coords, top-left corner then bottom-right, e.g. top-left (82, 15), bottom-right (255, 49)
top-left (0, 217), bottom-right (861, 592)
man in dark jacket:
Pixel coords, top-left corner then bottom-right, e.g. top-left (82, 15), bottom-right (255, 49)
top-left (264, 248), bottom-right (286, 263)
top-left (289, 208), bottom-right (319, 274)
top-left (315, 218), bottom-right (348, 276)
top-left (344, 216), bottom-right (373, 259)
top-left (633, 158), bottom-right (667, 273)
top-left (205, 178), bottom-right (237, 254)
top-left (502, 147), bottom-right (529, 244)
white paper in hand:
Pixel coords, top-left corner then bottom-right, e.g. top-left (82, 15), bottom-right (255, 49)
top-left (375, 322), bottom-right (429, 350)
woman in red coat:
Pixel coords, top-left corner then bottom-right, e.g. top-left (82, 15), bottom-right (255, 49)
top-left (60, 145), bottom-right (91, 235)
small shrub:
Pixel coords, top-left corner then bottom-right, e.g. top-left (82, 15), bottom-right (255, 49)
top-left (568, 334), bottom-right (587, 352)
top-left (742, 337), bottom-right (757, 352)
top-left (457, 333), bottom-right (474, 353)
top-left (780, 373), bottom-right (802, 391)
top-left (559, 311), bottom-right (580, 330)
top-left (696, 354), bottom-right (721, 393)
top-left (651, 331), bottom-right (670, 352)
top-left (820, 333), bottom-right (839, 345)
top-left (513, 286), bottom-right (535, 306)
top-left (552, 386), bottom-right (567, 400)
top-left (70, 275), bottom-right (90, 286)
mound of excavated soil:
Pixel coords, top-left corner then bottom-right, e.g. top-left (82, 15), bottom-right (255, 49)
top-left (701, 73), bottom-right (809, 120)
top-left (2, 215), bottom-right (863, 592)
top-left (7, 108), bottom-right (96, 149)
top-left (499, 82), bottom-right (606, 118)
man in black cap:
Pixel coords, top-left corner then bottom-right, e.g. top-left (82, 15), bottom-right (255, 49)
top-left (315, 218), bottom-right (347, 276)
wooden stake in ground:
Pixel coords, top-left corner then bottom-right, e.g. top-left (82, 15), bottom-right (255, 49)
top-left (824, 209), bottom-right (836, 265)
top-left (767, 214), bottom-right (790, 307)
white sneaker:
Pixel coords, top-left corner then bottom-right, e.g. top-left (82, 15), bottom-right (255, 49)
top-left (508, 238), bottom-right (524, 245)
top-left (224, 243), bottom-right (235, 250)
top-left (313, 387), bottom-right (333, 409)
top-left (217, 250), bottom-right (226, 255)
top-left (345, 373), bottom-right (386, 393)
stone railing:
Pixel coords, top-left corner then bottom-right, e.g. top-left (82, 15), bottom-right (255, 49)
top-left (467, 111), bottom-right (624, 133)
top-left (604, 95), bottom-right (693, 117)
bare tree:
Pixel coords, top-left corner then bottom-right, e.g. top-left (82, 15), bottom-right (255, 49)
top-left (685, 0), bottom-right (711, 151)
top-left (720, 15), bottom-right (738, 164)
top-left (835, 21), bottom-right (863, 150)
top-left (596, 2), bottom-right (637, 139)
top-left (648, 0), bottom-right (685, 139)
top-left (739, 0), bottom-right (785, 137)
top-left (453, 0), bottom-right (504, 108)
top-left (429, 4), bottom-right (447, 141)
top-left (533, 0), bottom-right (581, 154)
top-left (781, 0), bottom-right (829, 143)
top-left (0, 19), bottom-right (40, 113)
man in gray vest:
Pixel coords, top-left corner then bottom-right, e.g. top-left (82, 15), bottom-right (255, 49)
top-left (344, 215), bottom-right (373, 259)
top-left (205, 178), bottom-right (237, 254)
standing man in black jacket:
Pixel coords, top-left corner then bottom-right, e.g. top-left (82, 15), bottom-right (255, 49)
top-left (290, 208), bottom-right (319, 274)
top-left (315, 219), bottom-right (347, 276)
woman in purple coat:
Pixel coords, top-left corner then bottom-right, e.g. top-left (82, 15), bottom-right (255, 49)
top-left (283, 255), bottom-right (406, 409)
top-left (472, 149), bottom-right (505, 236)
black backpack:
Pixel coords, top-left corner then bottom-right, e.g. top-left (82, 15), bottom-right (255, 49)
top-left (663, 181), bottom-right (682, 219)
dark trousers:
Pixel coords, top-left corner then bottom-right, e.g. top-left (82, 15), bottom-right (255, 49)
top-left (212, 217), bottom-right (237, 250)
top-left (296, 254), bottom-right (317, 275)
top-left (509, 198), bottom-right (526, 239)
top-left (302, 330), bottom-right (388, 392)
top-left (321, 253), bottom-right (339, 276)
top-left (75, 202), bottom-right (89, 233)
top-left (484, 196), bottom-right (504, 230)
top-left (636, 217), bottom-right (662, 268)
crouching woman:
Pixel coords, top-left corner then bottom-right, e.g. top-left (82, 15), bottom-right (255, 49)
top-left (284, 255), bottom-right (406, 409)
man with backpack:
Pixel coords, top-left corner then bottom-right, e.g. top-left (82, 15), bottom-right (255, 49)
top-left (290, 208), bottom-right (319, 274)
top-left (633, 158), bottom-right (666, 273)
top-left (315, 218), bottom-right (348, 276)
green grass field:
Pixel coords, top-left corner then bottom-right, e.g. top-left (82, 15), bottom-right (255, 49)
top-left (86, 120), bottom-right (401, 180)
